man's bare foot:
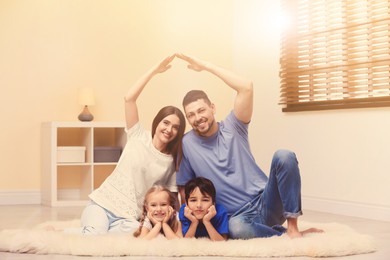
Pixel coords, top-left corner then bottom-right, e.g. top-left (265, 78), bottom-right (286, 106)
top-left (288, 227), bottom-right (324, 238)
top-left (287, 228), bottom-right (324, 238)
top-left (287, 229), bottom-right (303, 238)
top-left (301, 227), bottom-right (324, 235)
top-left (286, 218), bottom-right (324, 238)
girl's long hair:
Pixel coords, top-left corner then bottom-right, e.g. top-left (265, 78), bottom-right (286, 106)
top-left (133, 185), bottom-right (180, 238)
top-left (151, 106), bottom-right (186, 170)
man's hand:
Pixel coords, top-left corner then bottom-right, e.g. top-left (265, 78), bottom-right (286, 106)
top-left (175, 53), bottom-right (208, 72)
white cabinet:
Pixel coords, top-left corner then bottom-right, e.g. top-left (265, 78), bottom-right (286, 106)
top-left (41, 121), bottom-right (126, 206)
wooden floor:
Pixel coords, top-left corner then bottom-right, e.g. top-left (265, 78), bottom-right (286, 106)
top-left (0, 205), bottom-right (389, 260)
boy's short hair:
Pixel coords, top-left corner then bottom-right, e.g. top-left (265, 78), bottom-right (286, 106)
top-left (184, 177), bottom-right (216, 204)
top-left (182, 90), bottom-right (211, 108)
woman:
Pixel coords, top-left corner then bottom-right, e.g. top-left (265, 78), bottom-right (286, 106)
top-left (79, 54), bottom-right (186, 235)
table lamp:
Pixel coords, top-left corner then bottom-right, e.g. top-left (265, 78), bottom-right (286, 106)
top-left (78, 87), bottom-right (95, 121)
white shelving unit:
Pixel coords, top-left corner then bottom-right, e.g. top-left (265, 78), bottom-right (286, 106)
top-left (41, 121), bottom-right (126, 207)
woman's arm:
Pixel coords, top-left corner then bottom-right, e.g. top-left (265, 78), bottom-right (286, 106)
top-left (124, 54), bottom-right (175, 129)
top-left (178, 186), bottom-right (186, 205)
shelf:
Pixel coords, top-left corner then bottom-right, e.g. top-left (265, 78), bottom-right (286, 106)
top-left (41, 121), bottom-right (126, 206)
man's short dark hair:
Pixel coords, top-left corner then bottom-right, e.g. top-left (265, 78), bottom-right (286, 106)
top-left (182, 90), bottom-right (211, 108)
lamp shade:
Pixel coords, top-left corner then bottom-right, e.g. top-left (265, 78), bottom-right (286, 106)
top-left (78, 87), bottom-right (95, 106)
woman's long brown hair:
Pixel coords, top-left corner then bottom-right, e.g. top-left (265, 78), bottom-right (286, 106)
top-left (151, 106), bottom-right (186, 170)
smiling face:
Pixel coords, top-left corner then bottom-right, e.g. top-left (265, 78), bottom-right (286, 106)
top-left (146, 191), bottom-right (170, 222)
top-left (186, 187), bottom-right (213, 220)
top-left (152, 114), bottom-right (180, 152)
top-left (184, 99), bottom-right (217, 137)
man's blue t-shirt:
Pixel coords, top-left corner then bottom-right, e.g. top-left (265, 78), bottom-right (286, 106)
top-left (176, 111), bottom-right (268, 216)
top-left (179, 203), bottom-right (229, 238)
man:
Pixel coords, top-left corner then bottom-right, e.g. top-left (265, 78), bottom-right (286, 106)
top-left (175, 53), bottom-right (322, 239)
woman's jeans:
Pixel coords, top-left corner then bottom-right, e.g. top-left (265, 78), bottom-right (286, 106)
top-left (80, 201), bottom-right (139, 235)
top-left (229, 150), bottom-right (302, 239)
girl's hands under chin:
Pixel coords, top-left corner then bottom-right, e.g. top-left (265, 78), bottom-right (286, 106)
top-left (147, 210), bottom-right (159, 225)
top-left (163, 206), bottom-right (174, 223)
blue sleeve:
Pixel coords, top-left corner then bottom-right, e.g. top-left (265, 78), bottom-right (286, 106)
top-left (179, 204), bottom-right (191, 236)
top-left (176, 147), bottom-right (196, 186)
top-left (225, 111), bottom-right (249, 140)
top-left (213, 204), bottom-right (229, 235)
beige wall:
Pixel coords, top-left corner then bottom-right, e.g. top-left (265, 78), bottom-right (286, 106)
top-left (0, 0), bottom-right (234, 189)
top-left (1, 0), bottom-right (389, 221)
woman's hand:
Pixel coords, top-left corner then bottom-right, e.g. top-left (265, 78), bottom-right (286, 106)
top-left (124, 53), bottom-right (175, 129)
top-left (152, 54), bottom-right (175, 74)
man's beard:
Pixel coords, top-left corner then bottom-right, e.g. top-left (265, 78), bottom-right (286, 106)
top-left (194, 118), bottom-right (215, 137)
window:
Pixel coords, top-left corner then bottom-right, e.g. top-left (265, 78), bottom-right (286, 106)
top-left (279, 0), bottom-right (390, 112)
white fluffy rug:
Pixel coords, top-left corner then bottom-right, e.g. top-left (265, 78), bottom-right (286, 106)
top-left (0, 220), bottom-right (376, 258)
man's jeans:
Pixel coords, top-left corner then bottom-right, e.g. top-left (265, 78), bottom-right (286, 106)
top-left (229, 149), bottom-right (302, 239)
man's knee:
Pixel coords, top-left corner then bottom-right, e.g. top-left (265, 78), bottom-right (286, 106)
top-left (229, 217), bottom-right (251, 239)
top-left (272, 149), bottom-right (299, 172)
top-left (229, 216), bottom-right (283, 239)
top-left (274, 149), bottom-right (296, 162)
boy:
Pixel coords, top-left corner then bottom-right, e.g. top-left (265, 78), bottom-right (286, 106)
top-left (179, 177), bottom-right (228, 241)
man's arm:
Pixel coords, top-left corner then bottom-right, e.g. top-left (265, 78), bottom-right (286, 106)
top-left (178, 186), bottom-right (186, 205)
top-left (176, 53), bottom-right (253, 123)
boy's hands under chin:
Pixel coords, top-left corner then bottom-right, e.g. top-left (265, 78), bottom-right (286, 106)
top-left (184, 206), bottom-right (199, 224)
top-left (203, 205), bottom-right (217, 222)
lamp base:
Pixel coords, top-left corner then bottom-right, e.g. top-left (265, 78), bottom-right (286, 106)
top-left (78, 105), bottom-right (94, 122)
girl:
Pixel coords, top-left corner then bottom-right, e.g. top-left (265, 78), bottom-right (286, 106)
top-left (78, 55), bottom-right (186, 235)
top-left (134, 185), bottom-right (182, 239)
top-left (179, 177), bottom-right (228, 241)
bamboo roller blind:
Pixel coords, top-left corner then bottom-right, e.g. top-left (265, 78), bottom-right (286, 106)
top-left (279, 0), bottom-right (390, 112)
